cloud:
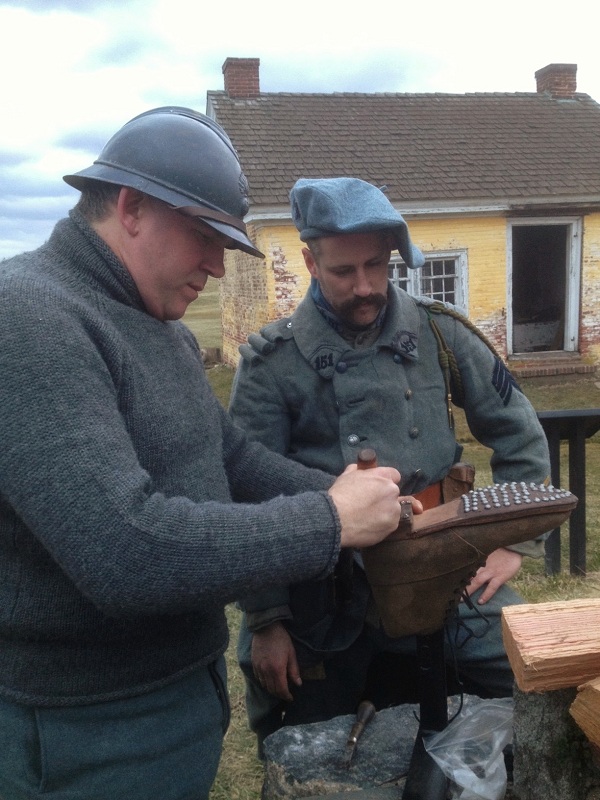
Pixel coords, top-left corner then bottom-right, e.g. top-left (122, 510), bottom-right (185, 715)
top-left (0, 196), bottom-right (75, 262)
top-left (1, 0), bottom-right (599, 260)
top-left (259, 51), bottom-right (438, 94)
top-left (0, 149), bottom-right (79, 260)
top-left (57, 127), bottom-right (113, 155)
top-left (85, 32), bottom-right (161, 70)
top-left (0, 149), bottom-right (28, 169)
top-left (0, 0), bottom-right (135, 11)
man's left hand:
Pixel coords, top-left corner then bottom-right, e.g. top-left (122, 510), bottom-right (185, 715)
top-left (465, 547), bottom-right (523, 604)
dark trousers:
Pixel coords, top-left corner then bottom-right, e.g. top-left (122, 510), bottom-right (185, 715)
top-left (0, 658), bottom-right (229, 800)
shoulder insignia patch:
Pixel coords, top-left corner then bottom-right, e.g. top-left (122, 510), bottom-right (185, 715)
top-left (314, 351), bottom-right (336, 371)
top-left (492, 358), bottom-right (520, 406)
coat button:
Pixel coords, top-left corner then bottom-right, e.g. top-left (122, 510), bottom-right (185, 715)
top-left (347, 434), bottom-right (360, 446)
top-left (405, 389), bottom-right (413, 400)
top-left (336, 361), bottom-right (348, 373)
top-left (393, 353), bottom-right (403, 363)
top-left (409, 427), bottom-right (419, 439)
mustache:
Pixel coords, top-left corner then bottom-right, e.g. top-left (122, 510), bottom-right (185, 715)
top-left (338, 293), bottom-right (387, 316)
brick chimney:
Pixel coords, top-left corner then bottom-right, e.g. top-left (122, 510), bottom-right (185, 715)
top-left (535, 63), bottom-right (577, 98)
top-left (222, 57), bottom-right (260, 98)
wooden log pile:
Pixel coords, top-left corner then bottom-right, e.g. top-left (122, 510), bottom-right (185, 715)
top-left (502, 599), bottom-right (600, 800)
top-left (502, 599), bottom-right (600, 693)
top-left (571, 677), bottom-right (600, 755)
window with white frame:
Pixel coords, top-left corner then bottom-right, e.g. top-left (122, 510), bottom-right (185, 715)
top-left (388, 250), bottom-right (468, 311)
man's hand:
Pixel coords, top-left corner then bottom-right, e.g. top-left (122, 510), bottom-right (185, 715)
top-left (251, 621), bottom-right (301, 701)
top-left (328, 464), bottom-right (404, 548)
top-left (465, 547), bottom-right (523, 604)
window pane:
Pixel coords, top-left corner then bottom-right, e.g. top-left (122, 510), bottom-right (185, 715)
top-left (420, 259), bottom-right (456, 304)
top-left (388, 254), bottom-right (461, 305)
top-left (388, 259), bottom-right (409, 291)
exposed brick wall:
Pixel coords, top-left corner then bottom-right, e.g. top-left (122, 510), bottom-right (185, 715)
top-left (220, 248), bottom-right (269, 366)
top-left (580, 213), bottom-right (600, 362)
top-left (222, 57), bottom-right (260, 98)
top-left (220, 226), bottom-right (310, 365)
top-left (269, 229), bottom-right (310, 317)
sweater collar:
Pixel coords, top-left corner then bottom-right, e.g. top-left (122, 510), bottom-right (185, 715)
top-left (49, 211), bottom-right (147, 313)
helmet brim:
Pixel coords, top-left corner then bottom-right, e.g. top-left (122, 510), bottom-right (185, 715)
top-left (176, 205), bottom-right (264, 259)
top-left (64, 166), bottom-right (264, 259)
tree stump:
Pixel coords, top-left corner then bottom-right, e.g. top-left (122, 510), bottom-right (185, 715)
top-left (512, 687), bottom-right (600, 800)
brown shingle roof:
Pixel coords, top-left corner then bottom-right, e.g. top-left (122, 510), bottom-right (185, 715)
top-left (207, 90), bottom-right (600, 210)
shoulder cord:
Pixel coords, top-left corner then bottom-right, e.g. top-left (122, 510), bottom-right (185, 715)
top-left (424, 301), bottom-right (503, 428)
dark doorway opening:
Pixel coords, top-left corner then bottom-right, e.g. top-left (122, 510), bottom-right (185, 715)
top-left (512, 224), bottom-right (568, 353)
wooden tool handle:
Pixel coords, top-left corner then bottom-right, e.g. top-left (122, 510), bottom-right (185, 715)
top-left (347, 700), bottom-right (376, 743)
top-left (356, 699), bottom-right (376, 726)
top-left (357, 448), bottom-right (377, 470)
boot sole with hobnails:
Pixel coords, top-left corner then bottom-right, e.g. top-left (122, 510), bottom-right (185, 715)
top-left (361, 481), bottom-right (577, 637)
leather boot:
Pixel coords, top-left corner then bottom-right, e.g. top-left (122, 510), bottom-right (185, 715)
top-left (362, 482), bottom-right (577, 637)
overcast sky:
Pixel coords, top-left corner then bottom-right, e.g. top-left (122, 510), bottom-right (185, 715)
top-left (1, 0), bottom-right (599, 261)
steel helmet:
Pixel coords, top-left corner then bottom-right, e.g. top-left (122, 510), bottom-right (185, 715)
top-left (64, 106), bottom-right (263, 258)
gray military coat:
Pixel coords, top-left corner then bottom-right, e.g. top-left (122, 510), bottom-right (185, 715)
top-left (230, 282), bottom-right (550, 652)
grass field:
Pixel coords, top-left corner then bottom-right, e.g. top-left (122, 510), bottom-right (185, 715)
top-left (182, 277), bottom-right (222, 350)
top-left (205, 360), bottom-right (600, 800)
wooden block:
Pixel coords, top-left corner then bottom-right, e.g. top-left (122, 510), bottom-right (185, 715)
top-left (571, 676), bottom-right (600, 749)
top-left (502, 599), bottom-right (600, 692)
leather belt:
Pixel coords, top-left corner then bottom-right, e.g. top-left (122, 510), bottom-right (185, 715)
top-left (413, 481), bottom-right (442, 511)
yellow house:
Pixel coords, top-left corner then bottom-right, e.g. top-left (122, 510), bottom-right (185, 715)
top-left (202, 58), bottom-right (600, 376)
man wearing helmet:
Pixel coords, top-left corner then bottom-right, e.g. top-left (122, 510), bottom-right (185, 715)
top-left (0, 111), bottom-right (408, 800)
top-left (84, 185), bottom-right (230, 320)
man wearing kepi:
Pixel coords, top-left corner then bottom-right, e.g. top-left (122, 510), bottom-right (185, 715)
top-left (230, 177), bottom-right (551, 753)
top-left (0, 114), bottom-right (405, 800)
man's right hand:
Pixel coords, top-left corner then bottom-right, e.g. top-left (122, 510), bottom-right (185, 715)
top-left (328, 464), bottom-right (403, 548)
top-left (251, 621), bottom-right (301, 701)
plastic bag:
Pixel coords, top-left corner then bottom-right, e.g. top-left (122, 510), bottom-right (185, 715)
top-left (423, 697), bottom-right (513, 800)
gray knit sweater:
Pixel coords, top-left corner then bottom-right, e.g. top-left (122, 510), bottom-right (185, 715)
top-left (0, 211), bottom-right (339, 706)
